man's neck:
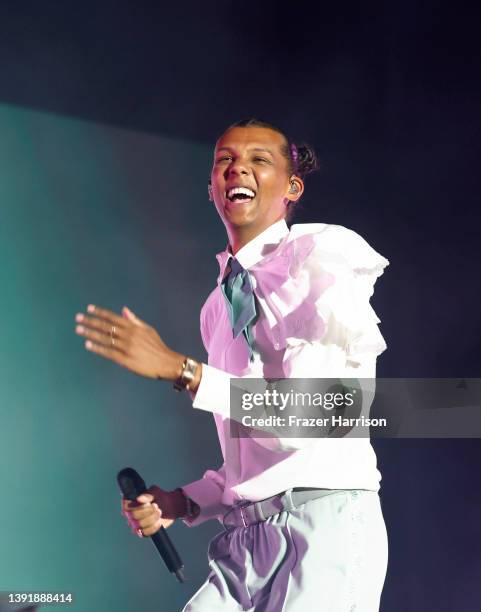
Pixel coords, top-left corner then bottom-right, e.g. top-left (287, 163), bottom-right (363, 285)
top-left (227, 217), bottom-right (286, 255)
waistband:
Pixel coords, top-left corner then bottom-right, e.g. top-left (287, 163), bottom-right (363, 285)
top-left (222, 487), bottom-right (358, 529)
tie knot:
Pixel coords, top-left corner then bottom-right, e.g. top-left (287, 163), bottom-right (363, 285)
top-left (227, 257), bottom-right (243, 277)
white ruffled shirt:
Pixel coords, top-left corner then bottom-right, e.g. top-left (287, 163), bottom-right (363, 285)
top-left (182, 219), bottom-right (389, 526)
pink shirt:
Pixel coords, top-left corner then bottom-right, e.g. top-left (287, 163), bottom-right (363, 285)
top-left (182, 219), bottom-right (389, 526)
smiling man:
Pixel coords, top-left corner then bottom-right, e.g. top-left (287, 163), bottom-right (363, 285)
top-left (210, 125), bottom-right (304, 253)
top-left (75, 118), bottom-right (390, 611)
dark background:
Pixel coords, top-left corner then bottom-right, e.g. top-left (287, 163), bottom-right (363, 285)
top-left (1, 2), bottom-right (479, 610)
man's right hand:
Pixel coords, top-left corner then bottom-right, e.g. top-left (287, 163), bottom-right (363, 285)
top-left (121, 486), bottom-right (187, 537)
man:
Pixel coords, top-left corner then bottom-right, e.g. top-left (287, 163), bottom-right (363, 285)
top-left (74, 119), bottom-right (389, 610)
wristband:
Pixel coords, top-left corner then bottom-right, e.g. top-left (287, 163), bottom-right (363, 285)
top-left (175, 488), bottom-right (197, 519)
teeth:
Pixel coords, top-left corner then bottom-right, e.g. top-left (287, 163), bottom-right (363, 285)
top-left (227, 187), bottom-right (256, 199)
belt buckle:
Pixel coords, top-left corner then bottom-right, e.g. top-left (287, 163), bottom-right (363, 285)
top-left (279, 488), bottom-right (295, 512)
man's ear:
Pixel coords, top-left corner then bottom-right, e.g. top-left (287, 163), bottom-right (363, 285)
top-left (207, 181), bottom-right (213, 201)
top-left (285, 175), bottom-right (304, 204)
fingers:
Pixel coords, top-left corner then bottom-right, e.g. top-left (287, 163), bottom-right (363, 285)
top-left (85, 304), bottom-right (128, 327)
top-left (83, 340), bottom-right (130, 364)
top-left (75, 304), bottom-right (130, 352)
top-left (122, 496), bottom-right (160, 522)
top-left (75, 322), bottom-right (128, 353)
top-left (76, 313), bottom-right (126, 334)
top-left (123, 504), bottom-right (155, 520)
top-left (122, 306), bottom-right (146, 327)
top-left (137, 494), bottom-right (154, 504)
top-left (123, 502), bottom-right (163, 537)
top-left (141, 513), bottom-right (164, 536)
top-left (122, 494), bottom-right (153, 510)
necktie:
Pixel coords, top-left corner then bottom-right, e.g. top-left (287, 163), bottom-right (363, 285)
top-left (221, 257), bottom-right (258, 361)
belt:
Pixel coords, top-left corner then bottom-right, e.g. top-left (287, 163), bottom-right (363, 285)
top-left (222, 487), bottom-right (348, 529)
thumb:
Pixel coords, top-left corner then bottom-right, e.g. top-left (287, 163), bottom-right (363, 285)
top-left (122, 306), bottom-right (144, 326)
top-left (137, 493), bottom-right (154, 504)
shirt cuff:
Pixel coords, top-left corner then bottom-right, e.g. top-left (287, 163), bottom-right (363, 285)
top-left (180, 476), bottom-right (229, 527)
top-left (191, 363), bottom-right (232, 418)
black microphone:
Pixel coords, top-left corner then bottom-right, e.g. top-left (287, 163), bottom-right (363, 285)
top-left (117, 467), bottom-right (186, 583)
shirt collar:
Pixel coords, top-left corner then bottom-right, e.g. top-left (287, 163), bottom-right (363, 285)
top-left (216, 218), bottom-right (289, 283)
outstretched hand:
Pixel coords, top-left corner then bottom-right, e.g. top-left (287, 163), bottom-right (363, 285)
top-left (74, 304), bottom-right (183, 381)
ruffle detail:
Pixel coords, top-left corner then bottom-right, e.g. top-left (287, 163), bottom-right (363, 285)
top-left (248, 223), bottom-right (389, 358)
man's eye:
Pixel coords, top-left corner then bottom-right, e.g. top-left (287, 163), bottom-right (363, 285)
top-left (253, 157), bottom-right (269, 163)
top-left (216, 156), bottom-right (232, 163)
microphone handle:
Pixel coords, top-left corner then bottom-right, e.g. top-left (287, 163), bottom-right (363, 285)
top-left (117, 467), bottom-right (186, 582)
top-left (152, 528), bottom-right (185, 582)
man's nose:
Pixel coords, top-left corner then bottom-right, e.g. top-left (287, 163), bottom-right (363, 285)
top-left (225, 160), bottom-right (249, 177)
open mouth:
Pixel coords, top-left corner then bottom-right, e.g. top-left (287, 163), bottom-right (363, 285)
top-left (225, 186), bottom-right (256, 204)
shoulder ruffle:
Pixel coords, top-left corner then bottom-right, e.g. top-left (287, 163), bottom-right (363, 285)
top-left (249, 223), bottom-right (389, 358)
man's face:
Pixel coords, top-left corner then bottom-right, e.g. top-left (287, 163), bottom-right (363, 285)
top-left (210, 126), bottom-right (301, 235)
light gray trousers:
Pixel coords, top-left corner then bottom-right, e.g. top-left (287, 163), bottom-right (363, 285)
top-left (183, 490), bottom-right (388, 612)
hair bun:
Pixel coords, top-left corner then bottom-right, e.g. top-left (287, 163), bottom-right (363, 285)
top-left (295, 143), bottom-right (320, 178)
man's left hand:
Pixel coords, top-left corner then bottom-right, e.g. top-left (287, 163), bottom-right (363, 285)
top-left (74, 304), bottom-right (183, 380)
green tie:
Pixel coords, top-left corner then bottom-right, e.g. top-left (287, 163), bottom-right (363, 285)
top-left (221, 257), bottom-right (258, 361)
